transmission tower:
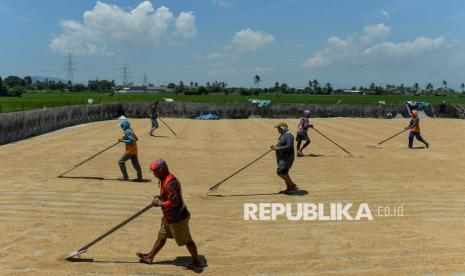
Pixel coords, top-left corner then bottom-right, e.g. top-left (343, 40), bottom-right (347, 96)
top-left (64, 53), bottom-right (75, 83)
top-left (121, 64), bottom-right (130, 86)
top-left (143, 73), bottom-right (148, 87)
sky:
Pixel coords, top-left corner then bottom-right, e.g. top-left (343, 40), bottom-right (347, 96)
top-left (1, 0), bottom-right (465, 89)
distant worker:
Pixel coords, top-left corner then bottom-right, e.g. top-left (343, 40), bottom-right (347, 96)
top-left (137, 160), bottom-right (201, 270)
top-left (149, 100), bottom-right (160, 136)
top-left (271, 122), bottom-right (299, 194)
top-left (439, 100), bottom-right (446, 118)
top-left (405, 110), bottom-right (429, 149)
top-left (296, 110), bottom-right (313, 157)
top-left (118, 118), bottom-right (143, 182)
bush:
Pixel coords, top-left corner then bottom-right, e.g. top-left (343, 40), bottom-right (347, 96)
top-left (9, 86), bottom-right (25, 97)
top-left (197, 86), bottom-right (208, 95)
top-left (239, 88), bottom-right (252, 96)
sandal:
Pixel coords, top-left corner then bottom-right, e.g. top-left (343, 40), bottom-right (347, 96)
top-left (186, 262), bottom-right (202, 270)
top-left (136, 252), bottom-right (153, 264)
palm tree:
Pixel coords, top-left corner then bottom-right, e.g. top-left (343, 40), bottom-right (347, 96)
top-left (253, 75), bottom-right (261, 88)
top-left (442, 80), bottom-right (448, 91)
top-left (399, 84), bottom-right (405, 94)
top-left (426, 83), bottom-right (433, 95)
top-left (325, 82), bottom-right (333, 94)
top-left (312, 79), bottom-right (320, 94)
top-left (461, 82), bottom-right (465, 93)
top-left (274, 81), bottom-right (280, 91)
top-left (369, 82), bottom-right (376, 93)
top-left (414, 82), bottom-right (419, 95)
top-left (312, 79), bottom-right (319, 89)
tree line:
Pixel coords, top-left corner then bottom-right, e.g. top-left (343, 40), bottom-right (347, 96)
top-left (0, 75), bottom-right (117, 97)
top-left (1, 74), bottom-right (464, 97)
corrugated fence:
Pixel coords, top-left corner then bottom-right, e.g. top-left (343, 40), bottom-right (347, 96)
top-left (0, 102), bottom-right (454, 145)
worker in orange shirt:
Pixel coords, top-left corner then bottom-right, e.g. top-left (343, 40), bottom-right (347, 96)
top-left (405, 110), bottom-right (429, 149)
top-left (118, 118), bottom-right (143, 181)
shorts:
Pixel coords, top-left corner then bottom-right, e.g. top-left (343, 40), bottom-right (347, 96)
top-left (277, 167), bottom-right (289, 175)
top-left (158, 217), bottom-right (192, 246)
top-left (276, 158), bottom-right (293, 175)
top-left (296, 133), bottom-right (310, 143)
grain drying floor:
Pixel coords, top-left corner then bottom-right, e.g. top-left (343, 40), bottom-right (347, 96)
top-left (0, 118), bottom-right (464, 275)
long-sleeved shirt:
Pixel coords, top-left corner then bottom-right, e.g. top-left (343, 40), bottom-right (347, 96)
top-left (122, 128), bottom-right (136, 144)
top-left (121, 129), bottom-right (138, 156)
top-left (408, 117), bottom-right (420, 132)
top-left (276, 131), bottom-right (295, 160)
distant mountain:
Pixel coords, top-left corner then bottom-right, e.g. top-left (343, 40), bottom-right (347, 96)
top-left (31, 76), bottom-right (67, 83)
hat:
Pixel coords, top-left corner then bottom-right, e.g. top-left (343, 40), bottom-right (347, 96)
top-left (274, 122), bottom-right (288, 129)
top-left (150, 159), bottom-right (169, 178)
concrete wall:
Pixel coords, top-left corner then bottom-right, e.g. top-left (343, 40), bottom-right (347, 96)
top-left (0, 102), bottom-right (457, 145)
top-left (0, 103), bottom-right (122, 145)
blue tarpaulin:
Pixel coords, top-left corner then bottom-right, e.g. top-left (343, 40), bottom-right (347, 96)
top-left (196, 113), bottom-right (220, 120)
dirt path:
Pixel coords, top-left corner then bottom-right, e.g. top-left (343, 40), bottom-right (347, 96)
top-left (0, 118), bottom-right (464, 275)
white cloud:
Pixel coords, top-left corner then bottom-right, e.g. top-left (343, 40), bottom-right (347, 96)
top-left (301, 24), bottom-right (463, 84)
top-left (254, 66), bottom-right (273, 74)
top-left (302, 52), bottom-right (331, 68)
top-left (382, 10), bottom-right (390, 19)
top-left (176, 11), bottom-right (197, 38)
top-left (328, 36), bottom-right (348, 48)
top-left (361, 23), bottom-right (391, 43)
top-left (232, 28), bottom-right (275, 51)
top-left (50, 1), bottom-right (196, 55)
top-left (364, 36), bottom-right (447, 56)
top-left (303, 24), bottom-right (449, 69)
top-left (194, 27), bottom-right (274, 60)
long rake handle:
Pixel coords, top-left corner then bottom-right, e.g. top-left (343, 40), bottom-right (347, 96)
top-left (312, 127), bottom-right (353, 156)
top-left (209, 149), bottom-right (273, 191)
top-left (158, 118), bottom-right (178, 137)
top-left (59, 141), bottom-right (120, 177)
top-left (76, 204), bottom-right (154, 253)
top-left (376, 129), bottom-right (408, 146)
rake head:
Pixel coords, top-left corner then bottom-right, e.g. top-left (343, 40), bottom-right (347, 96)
top-left (367, 144), bottom-right (383, 148)
top-left (66, 249), bottom-right (87, 261)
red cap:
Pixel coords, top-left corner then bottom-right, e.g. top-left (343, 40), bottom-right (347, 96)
top-left (150, 159), bottom-right (168, 178)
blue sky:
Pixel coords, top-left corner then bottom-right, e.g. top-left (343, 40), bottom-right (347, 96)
top-left (1, 0), bottom-right (465, 88)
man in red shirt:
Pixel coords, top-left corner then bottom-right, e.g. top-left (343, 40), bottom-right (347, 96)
top-left (137, 159), bottom-right (201, 269)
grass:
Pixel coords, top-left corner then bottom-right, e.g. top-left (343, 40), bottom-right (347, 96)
top-left (0, 91), bottom-right (464, 113)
